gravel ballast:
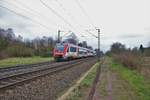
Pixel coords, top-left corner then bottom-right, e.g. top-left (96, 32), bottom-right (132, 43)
top-left (0, 58), bottom-right (97, 100)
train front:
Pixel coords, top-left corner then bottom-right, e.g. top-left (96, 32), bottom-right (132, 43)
top-left (53, 43), bottom-right (67, 61)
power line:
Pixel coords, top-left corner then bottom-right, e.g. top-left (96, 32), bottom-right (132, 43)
top-left (0, 1), bottom-right (54, 30)
top-left (54, 0), bottom-right (87, 36)
top-left (55, 0), bottom-right (82, 27)
top-left (75, 0), bottom-right (96, 28)
top-left (74, 0), bottom-right (97, 38)
top-left (40, 0), bottom-right (88, 39)
top-left (15, 0), bottom-right (58, 28)
top-left (0, 2), bottom-right (54, 31)
top-left (40, 0), bottom-right (75, 30)
top-left (1, 0), bottom-right (92, 40)
top-left (3, 0), bottom-right (87, 40)
top-left (54, 0), bottom-right (97, 38)
top-left (55, 0), bottom-right (70, 16)
top-left (16, 0), bottom-right (73, 33)
top-left (86, 30), bottom-right (98, 38)
top-left (16, 0), bottom-right (88, 38)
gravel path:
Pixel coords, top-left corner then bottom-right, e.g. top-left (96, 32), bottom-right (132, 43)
top-left (0, 58), bottom-right (97, 100)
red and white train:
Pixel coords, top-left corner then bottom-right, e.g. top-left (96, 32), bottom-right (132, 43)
top-left (53, 43), bottom-right (95, 61)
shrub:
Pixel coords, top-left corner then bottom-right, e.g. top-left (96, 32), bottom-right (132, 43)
top-left (4, 45), bottom-right (34, 57)
top-left (144, 49), bottom-right (150, 56)
top-left (112, 52), bottom-right (143, 70)
top-left (0, 51), bottom-right (9, 59)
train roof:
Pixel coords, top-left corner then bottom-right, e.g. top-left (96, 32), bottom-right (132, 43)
top-left (56, 43), bottom-right (94, 52)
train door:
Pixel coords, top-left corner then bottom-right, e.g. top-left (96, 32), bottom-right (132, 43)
top-left (69, 46), bottom-right (77, 58)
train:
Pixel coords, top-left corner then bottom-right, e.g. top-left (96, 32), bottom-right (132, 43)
top-left (53, 43), bottom-right (96, 61)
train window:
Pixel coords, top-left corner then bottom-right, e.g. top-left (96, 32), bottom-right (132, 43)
top-left (79, 48), bottom-right (84, 54)
top-left (56, 46), bottom-right (64, 52)
top-left (70, 47), bottom-right (76, 52)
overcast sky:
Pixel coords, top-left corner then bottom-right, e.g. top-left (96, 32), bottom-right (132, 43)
top-left (0, 0), bottom-right (150, 51)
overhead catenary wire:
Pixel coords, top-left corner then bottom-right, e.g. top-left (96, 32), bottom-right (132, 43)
top-left (15, 0), bottom-right (59, 29)
top-left (15, 0), bottom-right (74, 35)
top-left (0, 5), bottom-right (54, 31)
top-left (54, 0), bottom-right (98, 39)
top-left (74, 0), bottom-right (98, 38)
top-left (40, 0), bottom-right (75, 31)
top-left (55, 0), bottom-right (71, 16)
top-left (54, 0), bottom-right (83, 28)
top-left (1, 0), bottom-right (95, 40)
top-left (75, 0), bottom-right (96, 29)
top-left (54, 0), bottom-right (89, 37)
top-left (86, 30), bottom-right (98, 38)
top-left (0, 1), bottom-right (55, 30)
top-left (40, 0), bottom-right (88, 38)
top-left (1, 0), bottom-right (86, 40)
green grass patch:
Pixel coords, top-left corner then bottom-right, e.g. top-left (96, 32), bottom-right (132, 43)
top-left (66, 87), bottom-right (82, 100)
top-left (66, 63), bottom-right (98, 100)
top-left (110, 58), bottom-right (150, 100)
top-left (0, 57), bottom-right (53, 68)
top-left (80, 63), bottom-right (98, 87)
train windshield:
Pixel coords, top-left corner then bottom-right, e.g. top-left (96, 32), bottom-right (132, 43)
top-left (55, 45), bottom-right (64, 52)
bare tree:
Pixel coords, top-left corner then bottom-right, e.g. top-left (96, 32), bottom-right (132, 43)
top-left (148, 42), bottom-right (150, 47)
top-left (110, 42), bottom-right (126, 54)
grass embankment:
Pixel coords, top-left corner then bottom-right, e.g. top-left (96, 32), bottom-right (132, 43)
top-left (111, 59), bottom-right (150, 100)
top-left (66, 63), bottom-right (98, 100)
top-left (67, 58), bottom-right (150, 100)
top-left (0, 57), bottom-right (53, 68)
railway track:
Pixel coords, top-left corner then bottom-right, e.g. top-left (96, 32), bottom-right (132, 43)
top-left (0, 59), bottom-right (84, 77)
top-left (0, 61), bottom-right (55, 73)
top-left (0, 58), bottom-right (95, 90)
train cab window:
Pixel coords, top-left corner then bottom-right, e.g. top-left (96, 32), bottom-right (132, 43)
top-left (56, 45), bottom-right (64, 52)
top-left (70, 47), bottom-right (76, 52)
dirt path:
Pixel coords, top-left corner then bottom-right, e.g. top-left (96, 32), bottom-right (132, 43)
top-left (87, 61), bottom-right (101, 100)
top-left (93, 58), bottom-right (139, 100)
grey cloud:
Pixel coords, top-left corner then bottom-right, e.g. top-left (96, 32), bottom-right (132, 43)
top-left (0, 7), bottom-right (8, 18)
top-left (0, 6), bottom-right (36, 35)
top-left (118, 34), bottom-right (143, 39)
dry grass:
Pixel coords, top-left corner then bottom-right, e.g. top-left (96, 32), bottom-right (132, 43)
top-left (140, 57), bottom-right (150, 78)
top-left (112, 52), bottom-right (143, 70)
top-left (112, 52), bottom-right (150, 79)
